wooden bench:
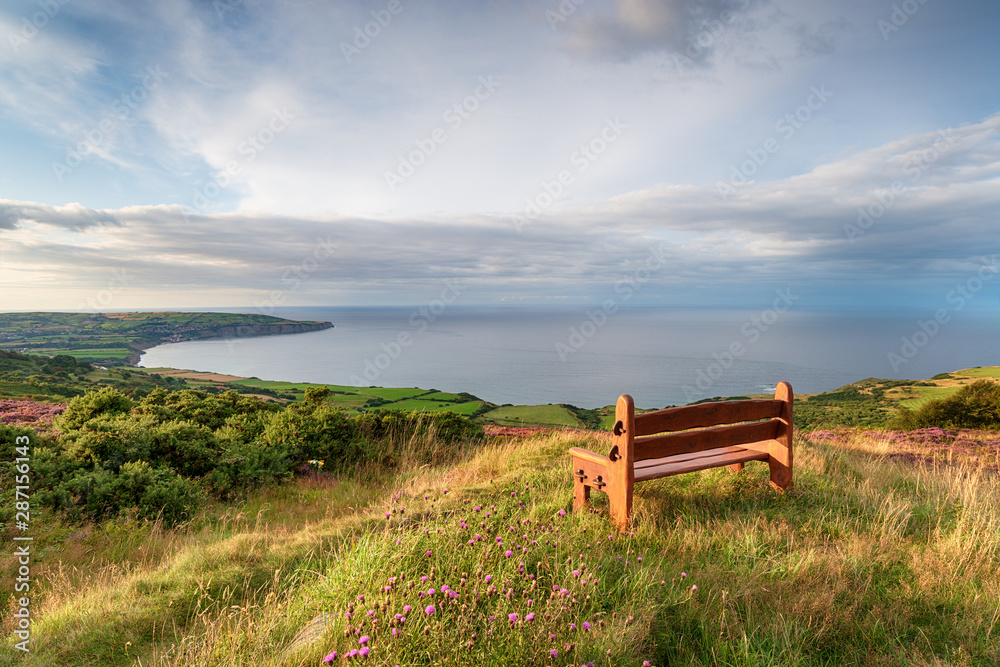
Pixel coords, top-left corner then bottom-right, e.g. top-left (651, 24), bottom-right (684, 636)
top-left (570, 382), bottom-right (793, 530)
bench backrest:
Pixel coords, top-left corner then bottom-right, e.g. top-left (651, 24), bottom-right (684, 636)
top-left (611, 382), bottom-right (793, 464)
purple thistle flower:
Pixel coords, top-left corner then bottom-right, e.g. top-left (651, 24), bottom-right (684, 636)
top-left (557, 509), bottom-right (566, 516)
top-left (359, 636), bottom-right (370, 644)
top-left (425, 605), bottom-right (436, 615)
top-left (508, 613), bottom-right (518, 623)
top-left (691, 584), bottom-right (698, 592)
top-left (324, 651), bottom-right (338, 663)
top-left (359, 647), bottom-right (370, 657)
top-left (484, 575), bottom-right (492, 583)
top-left (681, 572), bottom-right (687, 578)
top-left (569, 623), bottom-right (576, 631)
top-left (550, 649), bottom-right (559, 658)
top-left (403, 605), bottom-right (412, 613)
top-left (572, 570), bottom-right (580, 577)
top-left (504, 550), bottom-right (513, 557)
top-left (582, 622), bottom-right (591, 631)
top-left (525, 612), bottom-right (535, 622)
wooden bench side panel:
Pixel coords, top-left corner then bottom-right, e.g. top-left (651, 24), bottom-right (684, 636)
top-left (632, 399), bottom-right (784, 436)
top-left (569, 447), bottom-right (609, 510)
top-left (768, 381), bottom-right (794, 491)
top-left (609, 393), bottom-right (635, 532)
top-left (632, 419), bottom-right (779, 461)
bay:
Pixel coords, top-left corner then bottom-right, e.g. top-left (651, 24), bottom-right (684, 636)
top-left (137, 306), bottom-right (1000, 409)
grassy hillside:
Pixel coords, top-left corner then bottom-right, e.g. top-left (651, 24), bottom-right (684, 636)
top-left (794, 368), bottom-right (1000, 430)
top-left (0, 353), bottom-right (488, 416)
top-left (3, 428), bottom-right (999, 666)
top-left (0, 312), bottom-right (332, 366)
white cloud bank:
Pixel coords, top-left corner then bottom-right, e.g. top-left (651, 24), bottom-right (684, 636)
top-left (2, 114), bottom-right (997, 310)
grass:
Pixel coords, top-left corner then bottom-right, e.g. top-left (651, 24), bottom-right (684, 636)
top-left (896, 368), bottom-right (1000, 410)
top-left (382, 398), bottom-right (483, 415)
top-left (39, 348), bottom-right (135, 359)
top-left (956, 367), bottom-right (1000, 379)
top-left (897, 386), bottom-right (962, 410)
top-left (4, 426), bottom-right (1000, 666)
top-left (480, 405), bottom-right (584, 428)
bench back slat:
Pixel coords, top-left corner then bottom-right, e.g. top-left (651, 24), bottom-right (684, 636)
top-left (633, 419), bottom-right (780, 461)
top-left (633, 399), bottom-right (784, 436)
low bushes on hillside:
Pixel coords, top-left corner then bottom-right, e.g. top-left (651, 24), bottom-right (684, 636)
top-left (1, 386), bottom-right (483, 529)
top-left (892, 379), bottom-right (1000, 430)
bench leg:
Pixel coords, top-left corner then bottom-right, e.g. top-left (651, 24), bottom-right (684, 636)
top-left (573, 480), bottom-right (590, 510)
top-left (609, 482), bottom-right (632, 532)
top-left (728, 462), bottom-right (744, 473)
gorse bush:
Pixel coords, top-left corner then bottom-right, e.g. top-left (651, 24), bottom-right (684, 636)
top-left (59, 461), bottom-right (206, 525)
top-left (6, 386), bottom-right (484, 529)
top-left (892, 379), bottom-right (1000, 430)
top-left (54, 385), bottom-right (134, 431)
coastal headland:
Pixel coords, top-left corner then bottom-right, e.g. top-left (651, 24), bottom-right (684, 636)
top-left (0, 311), bottom-right (333, 366)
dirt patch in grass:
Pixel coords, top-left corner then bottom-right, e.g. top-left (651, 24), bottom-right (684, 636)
top-left (146, 368), bottom-right (249, 382)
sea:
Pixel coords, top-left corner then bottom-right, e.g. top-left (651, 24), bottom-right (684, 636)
top-left (137, 306), bottom-right (1000, 409)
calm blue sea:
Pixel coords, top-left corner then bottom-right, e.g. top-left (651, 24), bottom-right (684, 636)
top-left (137, 306), bottom-right (1000, 409)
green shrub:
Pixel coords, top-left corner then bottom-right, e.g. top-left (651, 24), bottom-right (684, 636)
top-left (260, 405), bottom-right (358, 467)
top-left (428, 410), bottom-right (484, 444)
top-left (891, 379), bottom-right (1000, 429)
top-left (206, 437), bottom-right (295, 498)
top-left (60, 461), bottom-right (204, 526)
top-left (146, 420), bottom-right (220, 478)
top-left (133, 388), bottom-right (277, 430)
top-left (55, 387), bottom-right (133, 430)
top-left (60, 414), bottom-right (155, 470)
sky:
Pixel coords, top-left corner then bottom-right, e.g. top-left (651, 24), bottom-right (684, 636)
top-left (0, 0), bottom-right (998, 313)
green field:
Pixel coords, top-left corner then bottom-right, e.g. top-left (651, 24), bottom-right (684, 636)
top-left (897, 385), bottom-right (962, 409)
top-left (480, 404), bottom-right (584, 427)
top-left (48, 347), bottom-right (135, 359)
top-left (954, 366), bottom-right (1000, 378)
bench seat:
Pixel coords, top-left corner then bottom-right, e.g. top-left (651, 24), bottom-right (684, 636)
top-left (634, 444), bottom-right (771, 481)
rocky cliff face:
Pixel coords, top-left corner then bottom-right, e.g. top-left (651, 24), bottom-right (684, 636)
top-left (129, 321), bottom-right (333, 363)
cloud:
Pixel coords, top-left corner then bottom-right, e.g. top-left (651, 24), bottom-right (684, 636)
top-left (0, 200), bottom-right (119, 230)
top-left (3, 114), bottom-right (997, 308)
top-left (558, 0), bottom-right (751, 63)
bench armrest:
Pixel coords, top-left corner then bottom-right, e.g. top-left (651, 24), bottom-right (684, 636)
top-left (568, 446), bottom-right (609, 466)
